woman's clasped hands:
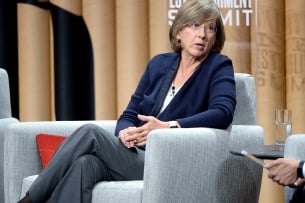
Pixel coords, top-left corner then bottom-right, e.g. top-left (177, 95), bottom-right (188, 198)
top-left (118, 114), bottom-right (169, 148)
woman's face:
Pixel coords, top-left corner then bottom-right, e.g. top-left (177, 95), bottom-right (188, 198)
top-left (176, 20), bottom-right (217, 60)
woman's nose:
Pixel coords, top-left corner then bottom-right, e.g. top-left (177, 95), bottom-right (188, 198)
top-left (197, 26), bottom-right (206, 38)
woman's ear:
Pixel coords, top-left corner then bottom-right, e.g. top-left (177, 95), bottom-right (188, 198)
top-left (176, 31), bottom-right (181, 41)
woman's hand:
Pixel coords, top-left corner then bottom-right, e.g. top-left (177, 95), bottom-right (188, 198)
top-left (118, 127), bottom-right (137, 148)
top-left (118, 114), bottom-right (169, 148)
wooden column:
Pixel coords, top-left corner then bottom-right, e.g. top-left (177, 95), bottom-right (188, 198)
top-left (50, 0), bottom-right (81, 16)
top-left (251, 0), bottom-right (258, 75)
top-left (256, 0), bottom-right (286, 202)
top-left (256, 0), bottom-right (286, 148)
top-left (83, 0), bottom-right (117, 119)
top-left (18, 4), bottom-right (51, 121)
top-left (218, 2), bottom-right (253, 73)
top-left (285, 0), bottom-right (305, 134)
top-left (115, 0), bottom-right (149, 115)
top-left (149, 0), bottom-right (172, 57)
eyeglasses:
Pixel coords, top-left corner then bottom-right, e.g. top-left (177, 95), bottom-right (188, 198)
top-left (186, 22), bottom-right (217, 34)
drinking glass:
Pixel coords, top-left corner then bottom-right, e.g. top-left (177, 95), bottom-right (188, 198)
top-left (274, 109), bottom-right (292, 151)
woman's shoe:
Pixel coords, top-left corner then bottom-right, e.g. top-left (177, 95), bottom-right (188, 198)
top-left (18, 194), bottom-right (33, 203)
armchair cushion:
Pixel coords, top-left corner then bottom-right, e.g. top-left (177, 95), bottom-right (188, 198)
top-left (21, 175), bottom-right (143, 203)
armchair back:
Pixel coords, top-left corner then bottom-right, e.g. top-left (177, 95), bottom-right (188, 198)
top-left (0, 68), bottom-right (12, 119)
top-left (0, 68), bottom-right (18, 203)
top-left (232, 73), bottom-right (256, 125)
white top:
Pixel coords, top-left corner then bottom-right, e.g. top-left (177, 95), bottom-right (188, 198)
top-left (158, 84), bottom-right (181, 116)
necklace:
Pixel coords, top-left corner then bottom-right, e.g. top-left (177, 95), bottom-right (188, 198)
top-left (171, 84), bottom-right (176, 96)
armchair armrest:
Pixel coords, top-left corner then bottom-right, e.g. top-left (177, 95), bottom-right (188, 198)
top-left (3, 120), bottom-right (116, 203)
top-left (229, 125), bottom-right (264, 148)
top-left (285, 134), bottom-right (305, 160)
top-left (143, 127), bottom-right (229, 203)
top-left (142, 125), bottom-right (264, 203)
top-left (228, 125), bottom-right (264, 203)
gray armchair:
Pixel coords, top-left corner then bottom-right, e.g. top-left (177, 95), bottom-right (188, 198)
top-left (0, 68), bottom-right (18, 203)
top-left (4, 73), bottom-right (264, 203)
top-left (284, 134), bottom-right (305, 202)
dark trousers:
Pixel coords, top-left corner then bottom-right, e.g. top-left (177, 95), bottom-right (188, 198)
top-left (28, 123), bottom-right (145, 203)
top-left (289, 185), bottom-right (305, 203)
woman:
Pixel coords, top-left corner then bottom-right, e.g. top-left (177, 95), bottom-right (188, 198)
top-left (19, 0), bottom-right (236, 202)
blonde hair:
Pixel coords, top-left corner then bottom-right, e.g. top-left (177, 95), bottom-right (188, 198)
top-left (169, 0), bottom-right (225, 53)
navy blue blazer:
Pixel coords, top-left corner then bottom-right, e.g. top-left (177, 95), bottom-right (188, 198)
top-left (115, 52), bottom-right (236, 137)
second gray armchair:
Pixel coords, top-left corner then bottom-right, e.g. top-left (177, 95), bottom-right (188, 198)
top-left (0, 68), bottom-right (19, 203)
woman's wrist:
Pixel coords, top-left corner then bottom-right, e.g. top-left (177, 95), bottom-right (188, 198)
top-left (169, 121), bottom-right (178, 128)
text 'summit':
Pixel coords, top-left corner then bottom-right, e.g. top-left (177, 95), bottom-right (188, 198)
top-left (168, 0), bottom-right (254, 27)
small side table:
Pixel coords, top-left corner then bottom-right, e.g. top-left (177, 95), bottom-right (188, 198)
top-left (230, 144), bottom-right (284, 160)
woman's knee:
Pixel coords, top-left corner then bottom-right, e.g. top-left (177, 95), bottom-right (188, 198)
top-left (74, 155), bottom-right (111, 181)
top-left (70, 123), bottom-right (102, 140)
top-left (78, 123), bottom-right (101, 132)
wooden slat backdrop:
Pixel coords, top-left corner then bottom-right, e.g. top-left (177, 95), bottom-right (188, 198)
top-left (83, 0), bottom-right (117, 119)
top-left (149, 0), bottom-right (172, 57)
top-left (16, 1), bottom-right (305, 201)
top-left (115, 0), bottom-right (149, 115)
top-left (18, 4), bottom-right (52, 121)
top-left (256, 0), bottom-right (286, 202)
top-left (286, 0), bottom-right (305, 134)
top-left (219, 7), bottom-right (251, 73)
